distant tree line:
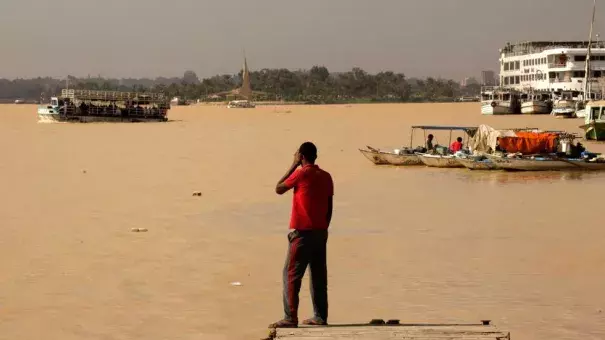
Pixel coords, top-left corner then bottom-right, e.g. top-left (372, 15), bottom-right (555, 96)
top-left (0, 67), bottom-right (481, 104)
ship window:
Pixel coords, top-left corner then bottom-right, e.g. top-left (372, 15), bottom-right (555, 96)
top-left (591, 107), bottom-right (601, 120)
top-left (502, 93), bottom-right (511, 101)
top-left (504, 63), bottom-right (509, 71)
top-left (575, 55), bottom-right (587, 62)
top-left (594, 71), bottom-right (602, 77)
top-left (515, 61), bottom-right (520, 70)
top-left (515, 76), bottom-right (520, 84)
top-left (573, 71), bottom-right (586, 78)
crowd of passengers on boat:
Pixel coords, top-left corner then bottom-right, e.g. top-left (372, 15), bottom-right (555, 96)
top-left (56, 99), bottom-right (169, 118)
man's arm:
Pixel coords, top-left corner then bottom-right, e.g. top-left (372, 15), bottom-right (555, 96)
top-left (275, 163), bottom-right (299, 195)
top-left (326, 196), bottom-right (333, 226)
top-left (276, 151), bottom-right (302, 195)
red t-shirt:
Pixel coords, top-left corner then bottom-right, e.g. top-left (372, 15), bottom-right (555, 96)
top-left (284, 164), bottom-right (333, 230)
top-left (450, 141), bottom-right (463, 152)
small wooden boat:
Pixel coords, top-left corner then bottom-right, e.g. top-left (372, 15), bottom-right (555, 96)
top-left (267, 320), bottom-right (510, 340)
top-left (551, 91), bottom-right (586, 118)
top-left (487, 155), bottom-right (581, 171)
top-left (359, 146), bottom-right (422, 166)
top-left (552, 100), bottom-right (577, 118)
top-left (418, 154), bottom-right (464, 168)
top-left (456, 157), bottom-right (498, 170)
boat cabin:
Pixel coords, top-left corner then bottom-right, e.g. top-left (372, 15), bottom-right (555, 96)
top-left (585, 100), bottom-right (605, 122)
top-left (410, 125), bottom-right (478, 155)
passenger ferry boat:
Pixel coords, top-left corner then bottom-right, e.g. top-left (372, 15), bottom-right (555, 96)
top-left (520, 91), bottom-right (552, 114)
top-left (480, 86), bottom-right (520, 115)
top-left (37, 89), bottom-right (169, 123)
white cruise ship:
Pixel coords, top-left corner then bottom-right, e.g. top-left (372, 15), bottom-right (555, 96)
top-left (498, 41), bottom-right (605, 93)
top-left (482, 41), bottom-right (604, 115)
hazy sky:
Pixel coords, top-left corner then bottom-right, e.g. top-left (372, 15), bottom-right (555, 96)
top-left (1, 0), bottom-right (603, 80)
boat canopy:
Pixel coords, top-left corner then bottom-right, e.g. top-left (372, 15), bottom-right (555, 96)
top-left (411, 125), bottom-right (478, 132)
top-left (61, 89), bottom-right (167, 104)
top-left (469, 124), bottom-right (517, 153)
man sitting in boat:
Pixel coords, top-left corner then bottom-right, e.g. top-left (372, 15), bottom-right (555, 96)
top-left (426, 134), bottom-right (434, 151)
top-left (450, 137), bottom-right (463, 153)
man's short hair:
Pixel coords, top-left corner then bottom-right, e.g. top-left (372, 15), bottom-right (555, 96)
top-left (299, 142), bottom-right (318, 163)
top-left (457, 137), bottom-right (463, 142)
top-left (428, 134), bottom-right (434, 139)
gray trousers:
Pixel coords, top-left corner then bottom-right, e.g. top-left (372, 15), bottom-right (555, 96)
top-left (282, 229), bottom-right (328, 322)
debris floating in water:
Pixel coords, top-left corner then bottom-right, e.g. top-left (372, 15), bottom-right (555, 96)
top-left (131, 228), bottom-right (148, 232)
top-left (230, 282), bottom-right (242, 286)
top-left (192, 192), bottom-right (202, 197)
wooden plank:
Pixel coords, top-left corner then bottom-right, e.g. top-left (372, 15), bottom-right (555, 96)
top-left (269, 323), bottom-right (510, 340)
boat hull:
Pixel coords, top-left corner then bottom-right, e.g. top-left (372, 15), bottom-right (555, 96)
top-left (456, 158), bottom-right (498, 170)
top-left (488, 156), bottom-right (578, 171)
top-left (38, 113), bottom-right (167, 123)
top-left (418, 154), bottom-right (464, 168)
top-left (580, 121), bottom-right (605, 140)
top-left (552, 100), bottom-right (578, 118)
top-left (567, 159), bottom-right (605, 170)
top-left (551, 108), bottom-right (576, 118)
top-left (359, 149), bottom-right (422, 166)
top-left (575, 108), bottom-right (587, 118)
top-left (521, 102), bottom-right (551, 114)
top-left (481, 104), bottom-right (511, 115)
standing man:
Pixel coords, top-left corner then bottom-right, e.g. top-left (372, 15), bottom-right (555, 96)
top-left (270, 142), bottom-right (334, 328)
